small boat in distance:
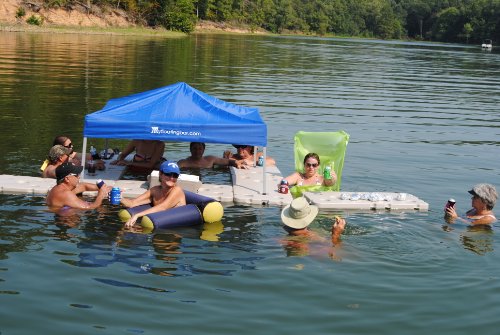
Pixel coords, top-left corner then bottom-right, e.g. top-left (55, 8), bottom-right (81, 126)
top-left (481, 39), bottom-right (493, 49)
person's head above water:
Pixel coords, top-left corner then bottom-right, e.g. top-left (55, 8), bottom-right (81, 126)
top-left (281, 197), bottom-right (319, 230)
top-left (468, 183), bottom-right (497, 210)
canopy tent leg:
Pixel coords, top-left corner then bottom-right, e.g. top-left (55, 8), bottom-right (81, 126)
top-left (81, 137), bottom-right (87, 180)
top-left (262, 147), bottom-right (267, 195)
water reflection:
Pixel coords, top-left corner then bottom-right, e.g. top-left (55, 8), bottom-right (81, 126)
top-left (442, 222), bottom-right (494, 255)
top-left (280, 215), bottom-right (343, 260)
top-left (460, 225), bottom-right (494, 255)
top-left (51, 204), bottom-right (262, 278)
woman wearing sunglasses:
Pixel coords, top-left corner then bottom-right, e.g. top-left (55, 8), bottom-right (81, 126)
top-left (52, 135), bottom-right (105, 171)
top-left (120, 161), bottom-right (186, 228)
top-left (283, 153), bottom-right (337, 188)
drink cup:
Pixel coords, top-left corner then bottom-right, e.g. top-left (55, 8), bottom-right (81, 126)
top-left (397, 193), bottom-right (407, 201)
top-left (88, 161), bottom-right (96, 175)
top-left (109, 187), bottom-right (121, 205)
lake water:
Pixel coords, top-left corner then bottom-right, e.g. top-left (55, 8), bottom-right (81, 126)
top-left (0, 31), bottom-right (499, 334)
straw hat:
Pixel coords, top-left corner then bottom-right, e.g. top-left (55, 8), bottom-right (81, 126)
top-left (281, 197), bottom-right (318, 229)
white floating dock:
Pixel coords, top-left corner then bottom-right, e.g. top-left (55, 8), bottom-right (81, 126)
top-left (0, 164), bottom-right (429, 211)
top-left (304, 191), bottom-right (429, 211)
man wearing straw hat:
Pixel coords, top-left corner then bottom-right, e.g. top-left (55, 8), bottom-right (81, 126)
top-left (281, 197), bottom-right (346, 245)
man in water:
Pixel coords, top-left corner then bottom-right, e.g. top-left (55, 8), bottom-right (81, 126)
top-left (177, 142), bottom-right (246, 169)
top-left (46, 162), bottom-right (111, 210)
top-left (280, 197), bottom-right (346, 258)
top-left (223, 144), bottom-right (276, 167)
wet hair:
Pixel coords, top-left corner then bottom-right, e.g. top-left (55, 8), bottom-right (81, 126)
top-left (303, 153), bottom-right (320, 165)
top-left (190, 142), bottom-right (206, 150)
top-left (53, 135), bottom-right (69, 146)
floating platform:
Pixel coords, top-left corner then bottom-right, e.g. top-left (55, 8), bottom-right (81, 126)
top-left (0, 164), bottom-right (429, 211)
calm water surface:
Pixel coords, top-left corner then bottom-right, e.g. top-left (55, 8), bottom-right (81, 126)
top-left (0, 32), bottom-right (499, 334)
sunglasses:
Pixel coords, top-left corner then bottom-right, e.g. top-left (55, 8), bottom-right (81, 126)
top-left (64, 142), bottom-right (73, 148)
top-left (234, 145), bottom-right (248, 149)
top-left (163, 172), bottom-right (179, 179)
top-left (305, 163), bottom-right (319, 168)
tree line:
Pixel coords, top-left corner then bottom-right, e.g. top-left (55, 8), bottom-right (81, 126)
top-left (42, 0), bottom-right (499, 43)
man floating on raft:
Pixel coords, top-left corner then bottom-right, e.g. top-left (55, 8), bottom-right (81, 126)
top-left (119, 161), bottom-right (224, 230)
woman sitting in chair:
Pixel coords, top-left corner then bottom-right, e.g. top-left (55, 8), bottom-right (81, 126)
top-left (284, 153), bottom-right (336, 187)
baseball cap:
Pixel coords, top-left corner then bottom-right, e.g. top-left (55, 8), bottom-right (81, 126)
top-left (56, 162), bottom-right (83, 183)
top-left (48, 145), bottom-right (72, 163)
top-left (160, 161), bottom-right (180, 175)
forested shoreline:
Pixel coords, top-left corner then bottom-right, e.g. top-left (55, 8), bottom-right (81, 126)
top-left (38, 0), bottom-right (499, 43)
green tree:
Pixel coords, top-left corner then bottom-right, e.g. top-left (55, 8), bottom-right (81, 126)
top-left (462, 22), bottom-right (473, 43)
top-left (163, 0), bottom-right (197, 32)
top-left (431, 6), bottom-right (462, 41)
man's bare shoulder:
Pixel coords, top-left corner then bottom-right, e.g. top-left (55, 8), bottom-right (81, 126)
top-left (46, 185), bottom-right (75, 207)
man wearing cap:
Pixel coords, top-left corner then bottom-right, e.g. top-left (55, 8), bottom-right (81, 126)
top-left (46, 162), bottom-right (111, 209)
top-left (41, 145), bottom-right (72, 179)
top-left (120, 161), bottom-right (186, 228)
top-left (446, 183), bottom-right (497, 225)
top-left (281, 197), bottom-right (346, 244)
top-left (177, 142), bottom-right (246, 169)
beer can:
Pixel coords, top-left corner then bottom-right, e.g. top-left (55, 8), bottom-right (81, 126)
top-left (109, 187), bottom-right (121, 205)
top-left (257, 155), bottom-right (264, 166)
top-left (279, 179), bottom-right (289, 194)
top-left (324, 165), bottom-right (331, 179)
top-left (445, 198), bottom-right (456, 210)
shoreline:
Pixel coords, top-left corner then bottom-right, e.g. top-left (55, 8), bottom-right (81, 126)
top-left (0, 0), bottom-right (269, 37)
top-left (0, 21), bottom-right (270, 37)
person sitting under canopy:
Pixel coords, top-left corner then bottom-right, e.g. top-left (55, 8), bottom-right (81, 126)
top-left (177, 142), bottom-right (246, 169)
top-left (111, 139), bottom-right (165, 172)
top-left (223, 144), bottom-right (275, 167)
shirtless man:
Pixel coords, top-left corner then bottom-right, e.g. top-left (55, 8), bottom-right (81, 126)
top-left (281, 197), bottom-right (346, 244)
top-left (280, 197), bottom-right (347, 259)
top-left (177, 142), bottom-right (245, 169)
top-left (46, 162), bottom-right (111, 210)
top-left (223, 144), bottom-right (276, 167)
top-left (42, 145), bottom-right (72, 179)
top-left (120, 161), bottom-right (186, 228)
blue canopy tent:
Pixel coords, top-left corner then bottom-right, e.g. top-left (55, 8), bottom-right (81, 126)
top-left (81, 82), bottom-right (269, 193)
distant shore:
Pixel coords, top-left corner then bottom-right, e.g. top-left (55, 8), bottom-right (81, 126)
top-left (0, 0), bottom-right (268, 37)
top-left (0, 20), bottom-right (270, 38)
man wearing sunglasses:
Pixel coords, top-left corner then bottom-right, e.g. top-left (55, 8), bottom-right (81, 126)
top-left (121, 161), bottom-right (186, 228)
top-left (177, 142), bottom-right (246, 169)
top-left (52, 135), bottom-right (105, 171)
top-left (46, 162), bottom-right (111, 210)
top-left (41, 145), bottom-right (73, 179)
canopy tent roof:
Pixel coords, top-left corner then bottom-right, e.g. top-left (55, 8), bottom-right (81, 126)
top-left (83, 82), bottom-right (267, 147)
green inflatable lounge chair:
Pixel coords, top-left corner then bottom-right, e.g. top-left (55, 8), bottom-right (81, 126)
top-left (291, 130), bottom-right (350, 198)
